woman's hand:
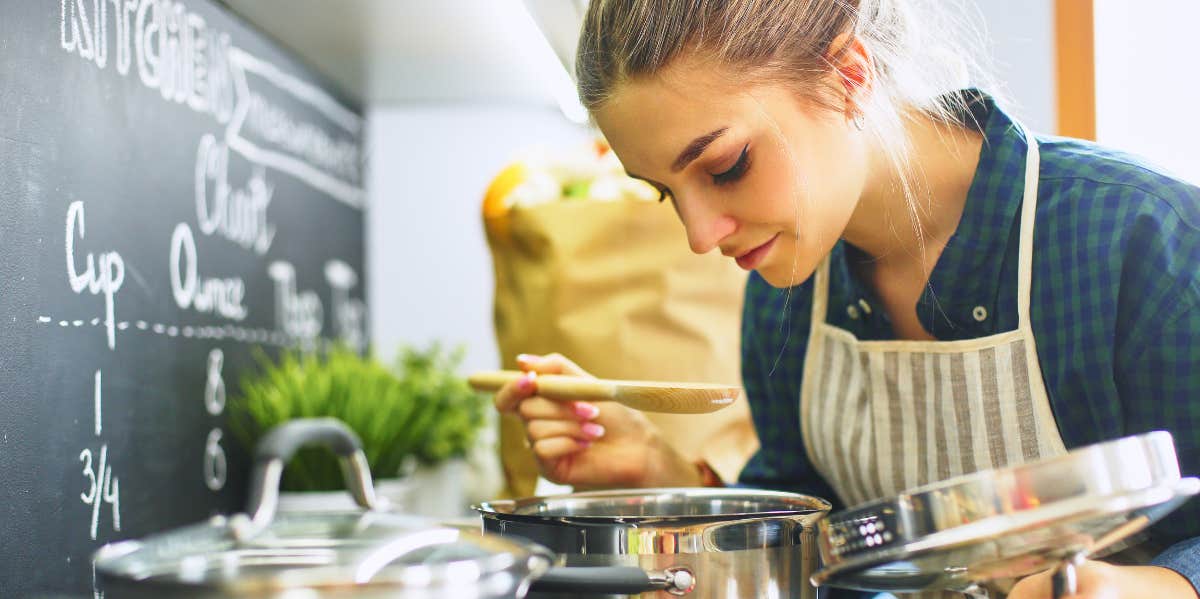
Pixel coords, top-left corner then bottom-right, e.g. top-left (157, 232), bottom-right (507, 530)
top-left (1007, 560), bottom-right (1197, 599)
top-left (493, 353), bottom-right (702, 489)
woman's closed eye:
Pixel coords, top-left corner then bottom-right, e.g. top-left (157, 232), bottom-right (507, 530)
top-left (712, 143), bottom-right (750, 186)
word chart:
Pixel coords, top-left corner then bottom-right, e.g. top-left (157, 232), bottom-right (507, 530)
top-left (0, 1), bottom-right (366, 595)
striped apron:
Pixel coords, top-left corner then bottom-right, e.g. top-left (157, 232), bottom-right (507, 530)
top-left (799, 125), bottom-right (1068, 513)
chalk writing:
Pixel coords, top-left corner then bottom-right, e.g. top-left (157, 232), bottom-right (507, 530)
top-left (169, 223), bottom-right (247, 320)
top-left (195, 134), bottom-right (275, 255)
top-left (325, 260), bottom-right (366, 352)
top-left (203, 428), bottom-right (226, 492)
top-left (58, 1), bottom-right (363, 212)
top-left (93, 370), bottom-right (102, 436)
top-left (226, 47), bottom-right (364, 208)
top-left (66, 202), bottom-right (125, 349)
top-left (204, 348), bottom-right (225, 416)
top-left (62, 0), bottom-right (235, 121)
top-left (202, 347), bottom-right (227, 491)
top-left (268, 261), bottom-right (322, 342)
top-left (79, 371), bottom-right (120, 541)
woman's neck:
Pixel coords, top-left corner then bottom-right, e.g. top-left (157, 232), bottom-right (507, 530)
top-left (841, 113), bottom-right (985, 278)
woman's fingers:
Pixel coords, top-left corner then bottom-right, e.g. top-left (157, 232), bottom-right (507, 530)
top-left (496, 353), bottom-right (595, 414)
top-left (493, 371), bottom-right (536, 413)
top-left (518, 396), bottom-right (600, 422)
top-left (492, 353), bottom-right (605, 470)
top-left (517, 352), bottom-right (591, 378)
top-left (526, 418), bottom-right (606, 442)
top-left (531, 437), bottom-right (590, 461)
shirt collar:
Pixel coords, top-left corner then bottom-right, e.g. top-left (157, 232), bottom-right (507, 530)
top-left (917, 90), bottom-right (1032, 338)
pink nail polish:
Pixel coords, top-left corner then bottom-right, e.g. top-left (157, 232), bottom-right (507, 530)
top-left (518, 372), bottom-right (535, 392)
top-left (577, 440), bottom-right (593, 449)
top-left (573, 402), bottom-right (600, 420)
top-left (581, 423), bottom-right (606, 439)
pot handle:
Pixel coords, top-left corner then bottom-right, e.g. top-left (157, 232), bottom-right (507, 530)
top-left (231, 418), bottom-right (379, 540)
top-left (532, 565), bottom-right (695, 596)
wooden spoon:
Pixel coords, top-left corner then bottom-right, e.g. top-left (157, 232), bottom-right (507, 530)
top-left (467, 370), bottom-right (740, 414)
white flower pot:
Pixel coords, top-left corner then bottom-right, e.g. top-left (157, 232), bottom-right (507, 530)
top-left (406, 458), bottom-right (470, 519)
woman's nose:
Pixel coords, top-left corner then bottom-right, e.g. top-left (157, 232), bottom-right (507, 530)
top-left (677, 196), bottom-right (737, 255)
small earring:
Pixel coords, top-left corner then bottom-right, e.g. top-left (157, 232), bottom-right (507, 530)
top-left (852, 112), bottom-right (866, 131)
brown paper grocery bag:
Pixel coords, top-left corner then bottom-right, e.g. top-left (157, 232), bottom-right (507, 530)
top-left (485, 200), bottom-right (760, 498)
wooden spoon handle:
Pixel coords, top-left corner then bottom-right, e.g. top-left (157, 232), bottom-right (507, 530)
top-left (467, 370), bottom-right (617, 401)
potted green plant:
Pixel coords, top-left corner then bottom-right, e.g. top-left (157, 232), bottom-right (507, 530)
top-left (229, 344), bottom-right (488, 514)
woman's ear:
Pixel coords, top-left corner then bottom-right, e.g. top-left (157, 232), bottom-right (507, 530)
top-left (826, 32), bottom-right (875, 120)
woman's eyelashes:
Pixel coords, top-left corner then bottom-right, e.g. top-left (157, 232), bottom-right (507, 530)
top-left (656, 186), bottom-right (673, 203)
top-left (649, 143), bottom-right (749, 203)
top-left (712, 144), bottom-right (750, 186)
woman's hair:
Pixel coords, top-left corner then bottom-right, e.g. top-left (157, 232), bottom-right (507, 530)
top-left (576, 0), bottom-right (997, 267)
top-left (576, 0), bottom-right (992, 129)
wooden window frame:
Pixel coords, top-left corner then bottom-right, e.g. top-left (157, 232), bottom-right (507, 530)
top-left (1055, 0), bottom-right (1096, 140)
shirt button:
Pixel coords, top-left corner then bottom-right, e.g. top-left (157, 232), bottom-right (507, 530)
top-left (847, 305), bottom-right (861, 320)
top-left (972, 306), bottom-right (988, 322)
top-left (858, 299), bottom-right (873, 315)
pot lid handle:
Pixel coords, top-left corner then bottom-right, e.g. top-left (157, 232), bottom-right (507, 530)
top-left (231, 418), bottom-right (379, 540)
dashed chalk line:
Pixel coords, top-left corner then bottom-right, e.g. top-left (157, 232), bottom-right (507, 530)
top-left (34, 314), bottom-right (314, 348)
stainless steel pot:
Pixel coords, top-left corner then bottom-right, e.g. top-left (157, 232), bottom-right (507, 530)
top-left (476, 488), bottom-right (832, 599)
top-left (93, 419), bottom-right (694, 598)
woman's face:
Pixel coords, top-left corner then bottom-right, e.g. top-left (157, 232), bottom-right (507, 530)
top-left (594, 60), bottom-right (871, 288)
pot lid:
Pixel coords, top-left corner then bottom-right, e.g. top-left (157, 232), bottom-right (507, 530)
top-left (94, 419), bottom-right (550, 593)
top-left (476, 487), bottom-right (831, 524)
top-left (812, 431), bottom-right (1200, 595)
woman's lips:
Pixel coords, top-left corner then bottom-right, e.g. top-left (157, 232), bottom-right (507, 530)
top-left (735, 234), bottom-right (779, 270)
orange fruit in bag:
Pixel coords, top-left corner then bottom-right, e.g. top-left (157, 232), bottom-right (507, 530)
top-left (483, 162), bottom-right (528, 218)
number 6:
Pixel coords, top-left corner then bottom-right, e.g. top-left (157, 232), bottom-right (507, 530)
top-left (204, 428), bottom-right (227, 491)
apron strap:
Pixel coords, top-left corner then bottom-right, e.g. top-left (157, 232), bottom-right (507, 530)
top-left (1016, 126), bottom-right (1041, 331)
top-left (810, 255), bottom-right (831, 325)
top-left (1012, 124), bottom-right (1063, 456)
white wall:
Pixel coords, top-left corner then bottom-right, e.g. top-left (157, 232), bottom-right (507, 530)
top-left (366, 104), bottom-right (590, 371)
top-left (970, 0), bottom-right (1056, 133)
top-left (1095, 1), bottom-right (1200, 185)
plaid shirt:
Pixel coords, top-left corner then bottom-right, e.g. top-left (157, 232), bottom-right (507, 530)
top-left (738, 91), bottom-right (1200, 586)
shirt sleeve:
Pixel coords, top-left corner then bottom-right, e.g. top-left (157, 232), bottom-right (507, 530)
top-left (1150, 537), bottom-right (1200, 596)
top-left (1111, 188), bottom-right (1200, 584)
top-left (736, 273), bottom-right (843, 506)
top-left (1116, 294), bottom-right (1200, 586)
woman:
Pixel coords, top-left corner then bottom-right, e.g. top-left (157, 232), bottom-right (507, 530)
top-left (492, 1), bottom-right (1200, 596)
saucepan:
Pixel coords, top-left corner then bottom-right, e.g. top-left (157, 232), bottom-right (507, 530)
top-left (92, 419), bottom-right (697, 598)
top-left (476, 488), bottom-right (833, 598)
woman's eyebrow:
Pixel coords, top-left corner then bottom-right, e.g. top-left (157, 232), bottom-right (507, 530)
top-left (671, 127), bottom-right (728, 172)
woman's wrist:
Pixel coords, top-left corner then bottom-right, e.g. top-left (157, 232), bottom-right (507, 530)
top-left (1123, 565), bottom-right (1198, 598)
top-left (641, 432), bottom-right (704, 487)
top-left (694, 459), bottom-right (725, 487)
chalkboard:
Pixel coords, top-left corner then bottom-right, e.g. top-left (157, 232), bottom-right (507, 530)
top-left (0, 2), bottom-right (367, 596)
